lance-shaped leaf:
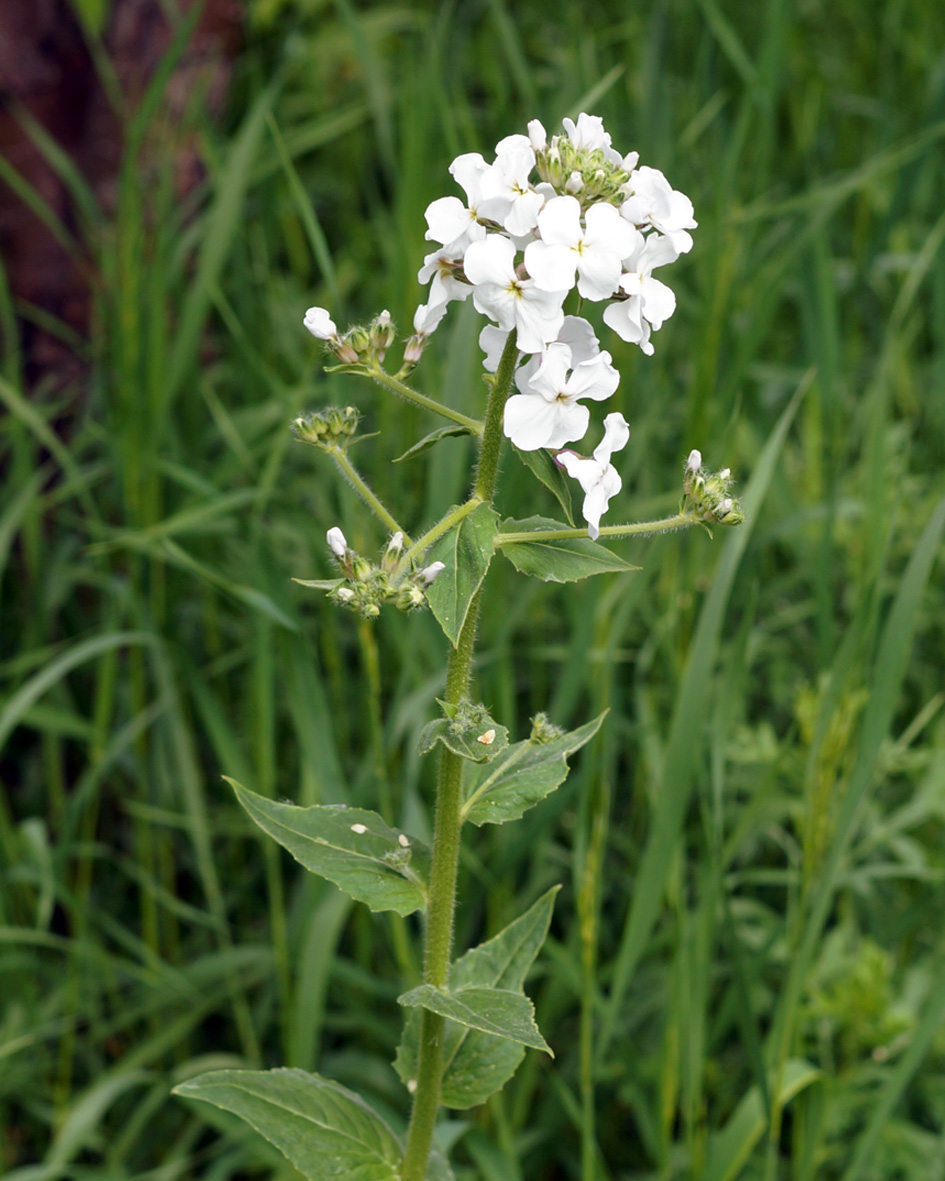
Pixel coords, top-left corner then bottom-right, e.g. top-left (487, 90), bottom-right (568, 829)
top-left (513, 446), bottom-right (574, 525)
top-left (229, 779), bottom-right (428, 916)
top-left (398, 984), bottom-right (551, 1054)
top-left (424, 502), bottom-right (499, 646)
top-left (461, 712), bottom-right (607, 826)
top-left (395, 888), bottom-right (558, 1108)
top-left (497, 515), bottom-right (639, 582)
top-left (394, 424), bottom-right (476, 463)
top-left (418, 699), bottom-right (509, 763)
top-left (173, 1068), bottom-right (402, 1181)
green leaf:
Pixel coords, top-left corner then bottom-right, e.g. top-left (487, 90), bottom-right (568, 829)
top-left (395, 888), bottom-right (559, 1108)
top-left (461, 712), bottom-right (607, 826)
top-left (512, 446), bottom-right (574, 524)
top-left (418, 700), bottom-right (509, 763)
top-left (229, 779), bottom-right (428, 916)
top-left (394, 425), bottom-right (476, 462)
top-left (424, 503), bottom-right (499, 645)
top-left (398, 984), bottom-right (552, 1054)
top-left (700, 1059), bottom-right (821, 1181)
top-left (498, 516), bottom-right (639, 582)
top-left (293, 577), bottom-right (344, 591)
top-left (173, 1068), bottom-right (402, 1181)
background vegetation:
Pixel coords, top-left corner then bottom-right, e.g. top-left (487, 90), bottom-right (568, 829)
top-left (2, 0), bottom-right (945, 1177)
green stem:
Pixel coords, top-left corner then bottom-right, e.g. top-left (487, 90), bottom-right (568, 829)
top-left (327, 445), bottom-right (409, 539)
top-left (398, 496), bottom-right (483, 575)
top-left (494, 511), bottom-right (700, 546)
top-left (401, 331), bottom-right (519, 1181)
top-left (366, 364), bottom-right (484, 434)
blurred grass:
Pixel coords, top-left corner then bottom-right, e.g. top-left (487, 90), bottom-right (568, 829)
top-left (2, 0), bottom-right (945, 1178)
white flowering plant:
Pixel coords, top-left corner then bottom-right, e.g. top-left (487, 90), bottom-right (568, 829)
top-left (174, 113), bottom-right (743, 1179)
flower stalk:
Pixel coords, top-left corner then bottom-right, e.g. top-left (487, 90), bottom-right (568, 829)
top-left (401, 331), bottom-right (519, 1181)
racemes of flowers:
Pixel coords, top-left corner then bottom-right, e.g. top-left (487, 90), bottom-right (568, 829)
top-left (175, 113), bottom-right (744, 1181)
top-left (305, 112), bottom-right (708, 549)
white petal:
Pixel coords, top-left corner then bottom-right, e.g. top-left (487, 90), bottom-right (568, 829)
top-left (566, 352), bottom-right (620, 402)
top-left (424, 196), bottom-right (470, 246)
top-left (304, 307), bottom-right (337, 339)
top-left (557, 316), bottom-right (600, 365)
top-left (503, 395), bottom-right (565, 450)
top-left (575, 249), bottom-right (622, 301)
top-left (594, 412), bottom-right (630, 464)
top-left (479, 324), bottom-right (511, 372)
top-left (463, 235), bottom-right (515, 287)
top-left (524, 240), bottom-right (577, 293)
top-left (640, 276), bottom-right (676, 329)
top-left (503, 189), bottom-right (545, 238)
top-left (525, 342), bottom-right (573, 403)
top-left (536, 196), bottom-right (583, 248)
top-left (514, 285), bottom-right (566, 353)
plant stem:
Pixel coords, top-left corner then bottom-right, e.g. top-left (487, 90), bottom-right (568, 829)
top-left (494, 511), bottom-right (700, 546)
top-left (401, 331), bottom-right (519, 1181)
top-left (366, 364), bottom-right (485, 434)
top-left (398, 496), bottom-right (483, 575)
top-left (327, 444), bottom-right (408, 539)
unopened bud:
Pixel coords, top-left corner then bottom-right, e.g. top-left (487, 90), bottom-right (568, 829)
top-left (565, 171), bottom-right (584, 194)
top-left (419, 561), bottom-right (446, 585)
top-left (326, 527), bottom-right (348, 558)
top-left (686, 449), bottom-right (702, 473)
top-left (336, 587), bottom-right (355, 603)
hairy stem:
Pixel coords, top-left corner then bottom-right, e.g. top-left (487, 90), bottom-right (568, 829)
top-left (366, 365), bottom-right (484, 434)
top-left (494, 511), bottom-right (700, 546)
top-left (401, 331), bottom-right (519, 1181)
top-left (327, 445), bottom-right (409, 539)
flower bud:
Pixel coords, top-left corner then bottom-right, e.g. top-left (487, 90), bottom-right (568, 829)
top-left (686, 449), bottom-right (702, 473)
top-left (303, 307), bottom-right (338, 340)
top-left (326, 527), bottom-right (348, 558)
top-left (419, 560), bottom-right (446, 585)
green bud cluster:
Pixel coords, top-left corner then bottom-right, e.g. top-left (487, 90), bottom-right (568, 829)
top-left (292, 406), bottom-right (360, 449)
top-left (682, 456), bottom-right (746, 527)
top-left (529, 712), bottom-right (565, 744)
top-left (335, 311), bottom-right (397, 367)
top-left (327, 534), bottom-right (441, 620)
top-left (535, 139), bottom-right (631, 211)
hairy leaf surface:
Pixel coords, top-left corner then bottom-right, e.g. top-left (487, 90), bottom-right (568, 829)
top-left (230, 779), bottom-right (428, 915)
top-left (173, 1068), bottom-right (402, 1181)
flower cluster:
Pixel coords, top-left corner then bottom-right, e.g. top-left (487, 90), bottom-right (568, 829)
top-left (317, 528), bottom-right (445, 618)
top-left (304, 113), bottom-right (701, 542)
top-left (414, 112), bottom-right (695, 534)
top-left (682, 450), bottom-right (745, 527)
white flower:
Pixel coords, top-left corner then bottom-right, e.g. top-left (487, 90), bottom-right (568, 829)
top-left (620, 165), bottom-right (697, 254)
top-left (602, 234), bottom-right (679, 355)
top-left (418, 249), bottom-right (472, 307)
top-left (504, 341), bottom-right (619, 451)
top-left (686, 449), bottom-right (702, 472)
top-left (557, 412), bottom-right (630, 539)
top-left (304, 307), bottom-right (338, 340)
top-left (484, 314), bottom-right (600, 378)
top-left (463, 234), bottom-right (566, 354)
top-left (479, 137), bottom-right (544, 237)
top-left (326, 527), bottom-right (348, 557)
top-left (423, 152), bottom-right (495, 254)
top-left (525, 196), bottom-right (639, 301)
top-left (562, 112), bottom-right (609, 153)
